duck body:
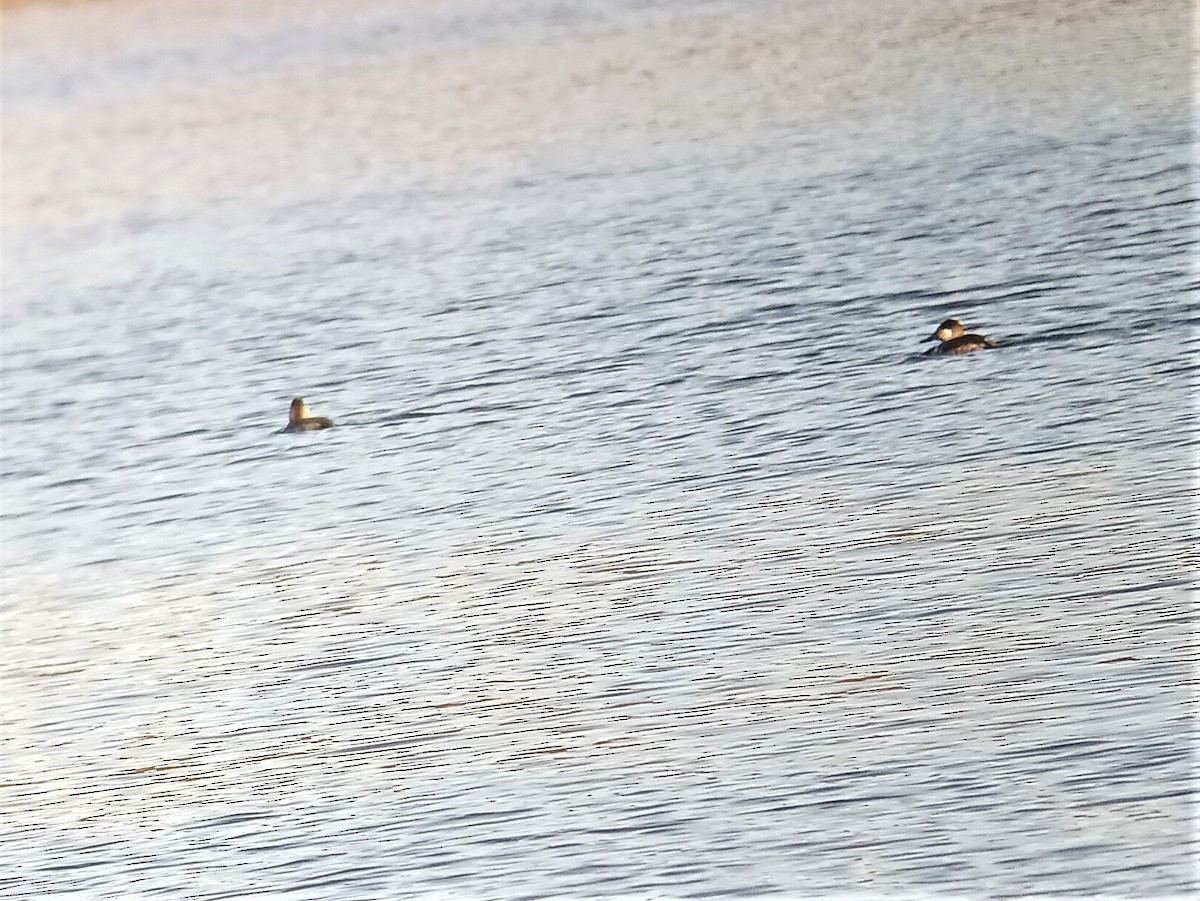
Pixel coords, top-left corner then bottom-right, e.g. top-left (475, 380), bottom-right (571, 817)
top-left (925, 318), bottom-right (995, 355)
top-left (283, 396), bottom-right (334, 432)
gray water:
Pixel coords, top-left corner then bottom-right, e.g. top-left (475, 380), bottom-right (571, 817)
top-left (1, 0), bottom-right (1195, 897)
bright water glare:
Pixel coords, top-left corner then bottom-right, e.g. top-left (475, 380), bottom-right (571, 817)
top-left (1, 0), bottom-right (1195, 897)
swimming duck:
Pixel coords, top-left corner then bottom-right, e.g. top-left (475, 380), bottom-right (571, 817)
top-left (925, 318), bottom-right (995, 355)
top-left (283, 396), bottom-right (334, 432)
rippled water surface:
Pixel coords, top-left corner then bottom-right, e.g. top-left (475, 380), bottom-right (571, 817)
top-left (1, 0), bottom-right (1195, 897)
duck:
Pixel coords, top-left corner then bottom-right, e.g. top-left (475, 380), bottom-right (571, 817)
top-left (283, 396), bottom-right (334, 432)
top-left (925, 318), bottom-right (996, 355)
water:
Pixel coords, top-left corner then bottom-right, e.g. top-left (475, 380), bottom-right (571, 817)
top-left (1, 0), bottom-right (1195, 897)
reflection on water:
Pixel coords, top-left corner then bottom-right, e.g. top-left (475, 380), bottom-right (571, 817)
top-left (1, 0), bottom-right (1194, 897)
